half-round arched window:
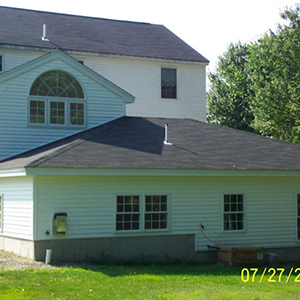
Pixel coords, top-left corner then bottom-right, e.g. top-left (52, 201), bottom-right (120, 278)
top-left (30, 70), bottom-right (84, 98)
top-left (29, 70), bottom-right (85, 127)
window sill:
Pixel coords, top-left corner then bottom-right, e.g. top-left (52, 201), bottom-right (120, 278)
top-left (222, 229), bottom-right (246, 234)
top-left (114, 229), bottom-right (170, 236)
top-left (28, 124), bottom-right (86, 130)
top-left (160, 97), bottom-right (178, 100)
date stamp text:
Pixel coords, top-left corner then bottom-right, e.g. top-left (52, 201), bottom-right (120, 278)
top-left (241, 268), bottom-right (300, 283)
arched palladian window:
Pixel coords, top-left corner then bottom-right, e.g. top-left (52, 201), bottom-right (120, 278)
top-left (29, 70), bottom-right (86, 127)
top-left (30, 70), bottom-right (84, 98)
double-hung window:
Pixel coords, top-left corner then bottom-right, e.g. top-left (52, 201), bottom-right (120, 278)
top-left (223, 194), bottom-right (244, 231)
top-left (161, 68), bottom-right (177, 99)
top-left (29, 70), bottom-right (85, 128)
top-left (116, 195), bottom-right (168, 232)
top-left (116, 196), bottom-right (140, 231)
top-left (145, 195), bottom-right (168, 230)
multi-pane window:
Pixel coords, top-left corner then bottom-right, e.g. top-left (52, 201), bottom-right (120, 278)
top-left (145, 195), bottom-right (168, 230)
top-left (223, 194), bottom-right (244, 231)
top-left (297, 195), bottom-right (300, 240)
top-left (161, 68), bottom-right (177, 99)
top-left (30, 100), bottom-right (45, 124)
top-left (30, 70), bottom-right (84, 98)
top-left (50, 101), bottom-right (65, 125)
top-left (29, 70), bottom-right (85, 127)
top-left (116, 195), bottom-right (168, 232)
top-left (70, 103), bottom-right (85, 125)
top-left (116, 196), bottom-right (140, 231)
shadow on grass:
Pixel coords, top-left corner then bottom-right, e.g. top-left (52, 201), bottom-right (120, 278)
top-left (52, 253), bottom-right (245, 277)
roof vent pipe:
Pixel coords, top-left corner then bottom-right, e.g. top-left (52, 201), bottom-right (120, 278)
top-left (164, 124), bottom-right (173, 146)
top-left (42, 24), bottom-right (49, 41)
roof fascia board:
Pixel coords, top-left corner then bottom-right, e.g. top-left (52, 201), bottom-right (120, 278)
top-left (0, 45), bottom-right (209, 66)
top-left (68, 50), bottom-right (209, 66)
top-left (0, 168), bottom-right (27, 177)
top-left (22, 168), bottom-right (300, 178)
top-left (0, 49), bottom-right (135, 103)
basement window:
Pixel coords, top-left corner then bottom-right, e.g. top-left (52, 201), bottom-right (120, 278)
top-left (161, 68), bottom-right (177, 99)
top-left (223, 194), bottom-right (244, 231)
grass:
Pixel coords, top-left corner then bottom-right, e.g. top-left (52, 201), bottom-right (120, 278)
top-left (0, 263), bottom-right (299, 299)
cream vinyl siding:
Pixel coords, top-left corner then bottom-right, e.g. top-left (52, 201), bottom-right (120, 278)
top-left (0, 176), bottom-right (33, 240)
top-left (2, 49), bottom-right (206, 122)
top-left (0, 55), bottom-right (125, 161)
top-left (0, 49), bottom-right (44, 71)
top-left (35, 175), bottom-right (299, 252)
top-left (81, 56), bottom-right (206, 121)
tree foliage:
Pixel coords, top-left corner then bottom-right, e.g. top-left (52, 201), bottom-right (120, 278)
top-left (207, 4), bottom-right (300, 142)
top-left (248, 4), bottom-right (300, 142)
top-left (207, 42), bottom-right (255, 132)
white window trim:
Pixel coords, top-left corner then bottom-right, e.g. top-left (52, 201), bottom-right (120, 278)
top-left (114, 194), bottom-right (170, 234)
top-left (221, 193), bottom-right (246, 233)
top-left (115, 195), bottom-right (141, 233)
top-left (159, 66), bottom-right (178, 100)
top-left (28, 96), bottom-right (86, 128)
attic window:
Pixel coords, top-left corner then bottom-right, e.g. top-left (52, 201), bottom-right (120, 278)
top-left (30, 70), bottom-right (84, 98)
top-left (29, 70), bottom-right (86, 127)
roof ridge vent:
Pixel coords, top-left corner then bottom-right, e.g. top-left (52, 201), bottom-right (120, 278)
top-left (164, 124), bottom-right (173, 146)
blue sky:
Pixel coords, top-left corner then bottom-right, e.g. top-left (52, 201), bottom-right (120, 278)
top-left (0, 0), bottom-right (298, 73)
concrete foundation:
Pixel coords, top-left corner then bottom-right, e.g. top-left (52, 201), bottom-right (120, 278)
top-left (34, 234), bottom-right (217, 263)
top-left (0, 236), bottom-right (35, 259)
top-left (0, 234), bottom-right (299, 265)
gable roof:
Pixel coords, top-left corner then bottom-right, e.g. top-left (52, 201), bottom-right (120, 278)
top-left (0, 6), bottom-right (209, 64)
top-left (1, 117), bottom-right (300, 171)
top-left (0, 49), bottom-right (135, 103)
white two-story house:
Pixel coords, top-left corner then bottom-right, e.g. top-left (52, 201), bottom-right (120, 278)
top-left (0, 6), bottom-right (300, 264)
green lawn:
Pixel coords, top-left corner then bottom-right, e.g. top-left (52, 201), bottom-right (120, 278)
top-left (0, 264), bottom-right (299, 299)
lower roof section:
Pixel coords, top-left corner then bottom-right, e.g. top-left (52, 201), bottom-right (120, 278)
top-left (1, 116), bottom-right (300, 171)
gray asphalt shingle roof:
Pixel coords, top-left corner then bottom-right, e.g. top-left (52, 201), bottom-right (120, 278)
top-left (1, 117), bottom-right (300, 171)
top-left (0, 6), bottom-right (209, 63)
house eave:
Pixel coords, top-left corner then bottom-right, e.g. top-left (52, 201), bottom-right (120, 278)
top-left (0, 168), bottom-right (27, 177)
top-left (0, 44), bottom-right (209, 66)
top-left (11, 167), bottom-right (300, 177)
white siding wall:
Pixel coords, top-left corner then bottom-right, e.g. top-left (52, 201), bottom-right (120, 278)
top-left (0, 176), bottom-right (33, 240)
top-left (35, 175), bottom-right (300, 251)
top-left (0, 53), bottom-right (125, 160)
top-left (80, 56), bottom-right (207, 121)
top-left (1, 49), bottom-right (207, 121)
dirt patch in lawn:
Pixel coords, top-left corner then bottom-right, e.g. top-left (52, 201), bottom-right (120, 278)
top-left (0, 250), bottom-right (55, 270)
